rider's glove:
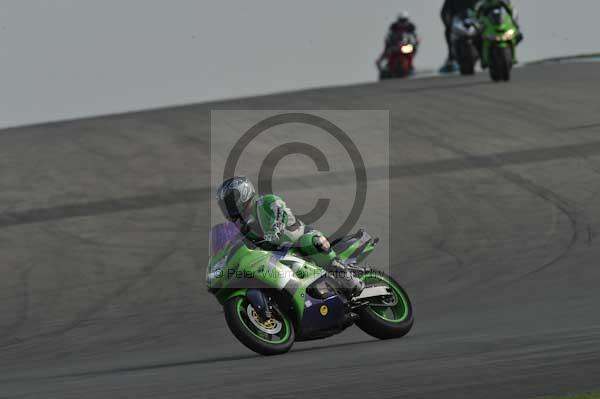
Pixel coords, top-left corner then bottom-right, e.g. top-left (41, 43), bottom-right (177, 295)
top-left (312, 235), bottom-right (331, 252)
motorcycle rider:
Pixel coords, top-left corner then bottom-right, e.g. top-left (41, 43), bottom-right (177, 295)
top-left (476, 0), bottom-right (515, 18)
top-left (216, 176), bottom-right (365, 297)
top-left (376, 12), bottom-right (418, 73)
top-left (440, 0), bottom-right (479, 73)
top-left (475, 0), bottom-right (523, 67)
top-left (476, 0), bottom-right (522, 35)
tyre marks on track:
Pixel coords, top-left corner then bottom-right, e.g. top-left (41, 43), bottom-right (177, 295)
top-left (3, 139), bottom-right (600, 231)
top-left (401, 116), bottom-right (588, 282)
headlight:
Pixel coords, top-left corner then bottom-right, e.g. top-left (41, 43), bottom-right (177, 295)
top-left (401, 44), bottom-right (414, 54)
top-left (502, 29), bottom-right (516, 41)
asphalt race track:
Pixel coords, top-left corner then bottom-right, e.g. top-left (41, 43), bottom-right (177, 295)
top-left (1, 63), bottom-right (600, 398)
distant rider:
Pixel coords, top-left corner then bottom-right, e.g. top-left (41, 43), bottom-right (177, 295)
top-left (475, 0), bottom-right (523, 66)
top-left (376, 12), bottom-right (418, 73)
top-left (476, 0), bottom-right (522, 38)
top-left (476, 0), bottom-right (515, 18)
top-left (440, 0), bottom-right (479, 73)
top-left (216, 176), bottom-right (365, 297)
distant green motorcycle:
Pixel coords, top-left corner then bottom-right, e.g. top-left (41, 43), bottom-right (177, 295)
top-left (207, 223), bottom-right (414, 356)
top-left (480, 6), bottom-right (519, 82)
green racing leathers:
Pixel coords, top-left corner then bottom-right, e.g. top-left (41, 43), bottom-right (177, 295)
top-left (240, 194), bottom-right (336, 268)
top-left (238, 194), bottom-right (363, 295)
top-left (476, 0), bottom-right (522, 41)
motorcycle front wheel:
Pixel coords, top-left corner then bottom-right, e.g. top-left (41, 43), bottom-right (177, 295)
top-left (355, 271), bottom-right (414, 340)
top-left (458, 42), bottom-right (476, 75)
top-left (490, 45), bottom-right (512, 82)
top-left (224, 295), bottom-right (295, 356)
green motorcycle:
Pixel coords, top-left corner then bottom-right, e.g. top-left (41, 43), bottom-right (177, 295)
top-left (207, 223), bottom-right (414, 356)
top-left (480, 6), bottom-right (519, 82)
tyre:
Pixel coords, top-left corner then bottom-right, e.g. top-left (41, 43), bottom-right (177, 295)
top-left (224, 295), bottom-right (295, 356)
top-left (489, 49), bottom-right (501, 82)
top-left (489, 66), bottom-right (501, 82)
top-left (399, 58), bottom-right (412, 79)
top-left (355, 272), bottom-right (414, 340)
top-left (458, 43), bottom-right (475, 75)
top-left (459, 61), bottom-right (475, 76)
top-left (490, 46), bottom-right (512, 82)
top-left (500, 47), bottom-right (512, 81)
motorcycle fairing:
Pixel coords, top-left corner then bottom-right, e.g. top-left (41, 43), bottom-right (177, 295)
top-left (331, 229), bottom-right (379, 265)
top-left (296, 293), bottom-right (347, 341)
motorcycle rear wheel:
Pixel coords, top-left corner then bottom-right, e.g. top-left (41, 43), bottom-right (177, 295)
top-left (224, 295), bottom-right (295, 356)
top-left (355, 272), bottom-right (414, 339)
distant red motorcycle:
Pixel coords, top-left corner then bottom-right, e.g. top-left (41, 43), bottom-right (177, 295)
top-left (378, 33), bottom-right (418, 80)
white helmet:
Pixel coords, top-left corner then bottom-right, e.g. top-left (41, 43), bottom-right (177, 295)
top-left (397, 11), bottom-right (410, 22)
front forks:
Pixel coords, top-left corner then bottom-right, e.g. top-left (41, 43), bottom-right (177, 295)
top-left (246, 289), bottom-right (272, 320)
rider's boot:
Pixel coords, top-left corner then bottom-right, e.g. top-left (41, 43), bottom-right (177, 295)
top-left (327, 259), bottom-right (365, 298)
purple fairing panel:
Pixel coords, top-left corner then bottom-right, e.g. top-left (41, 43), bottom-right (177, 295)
top-left (210, 222), bottom-right (242, 256)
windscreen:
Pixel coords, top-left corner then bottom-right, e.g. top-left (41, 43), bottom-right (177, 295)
top-left (210, 222), bottom-right (241, 256)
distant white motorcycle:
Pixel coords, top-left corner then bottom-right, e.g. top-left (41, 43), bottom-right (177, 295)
top-left (451, 10), bottom-right (481, 75)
